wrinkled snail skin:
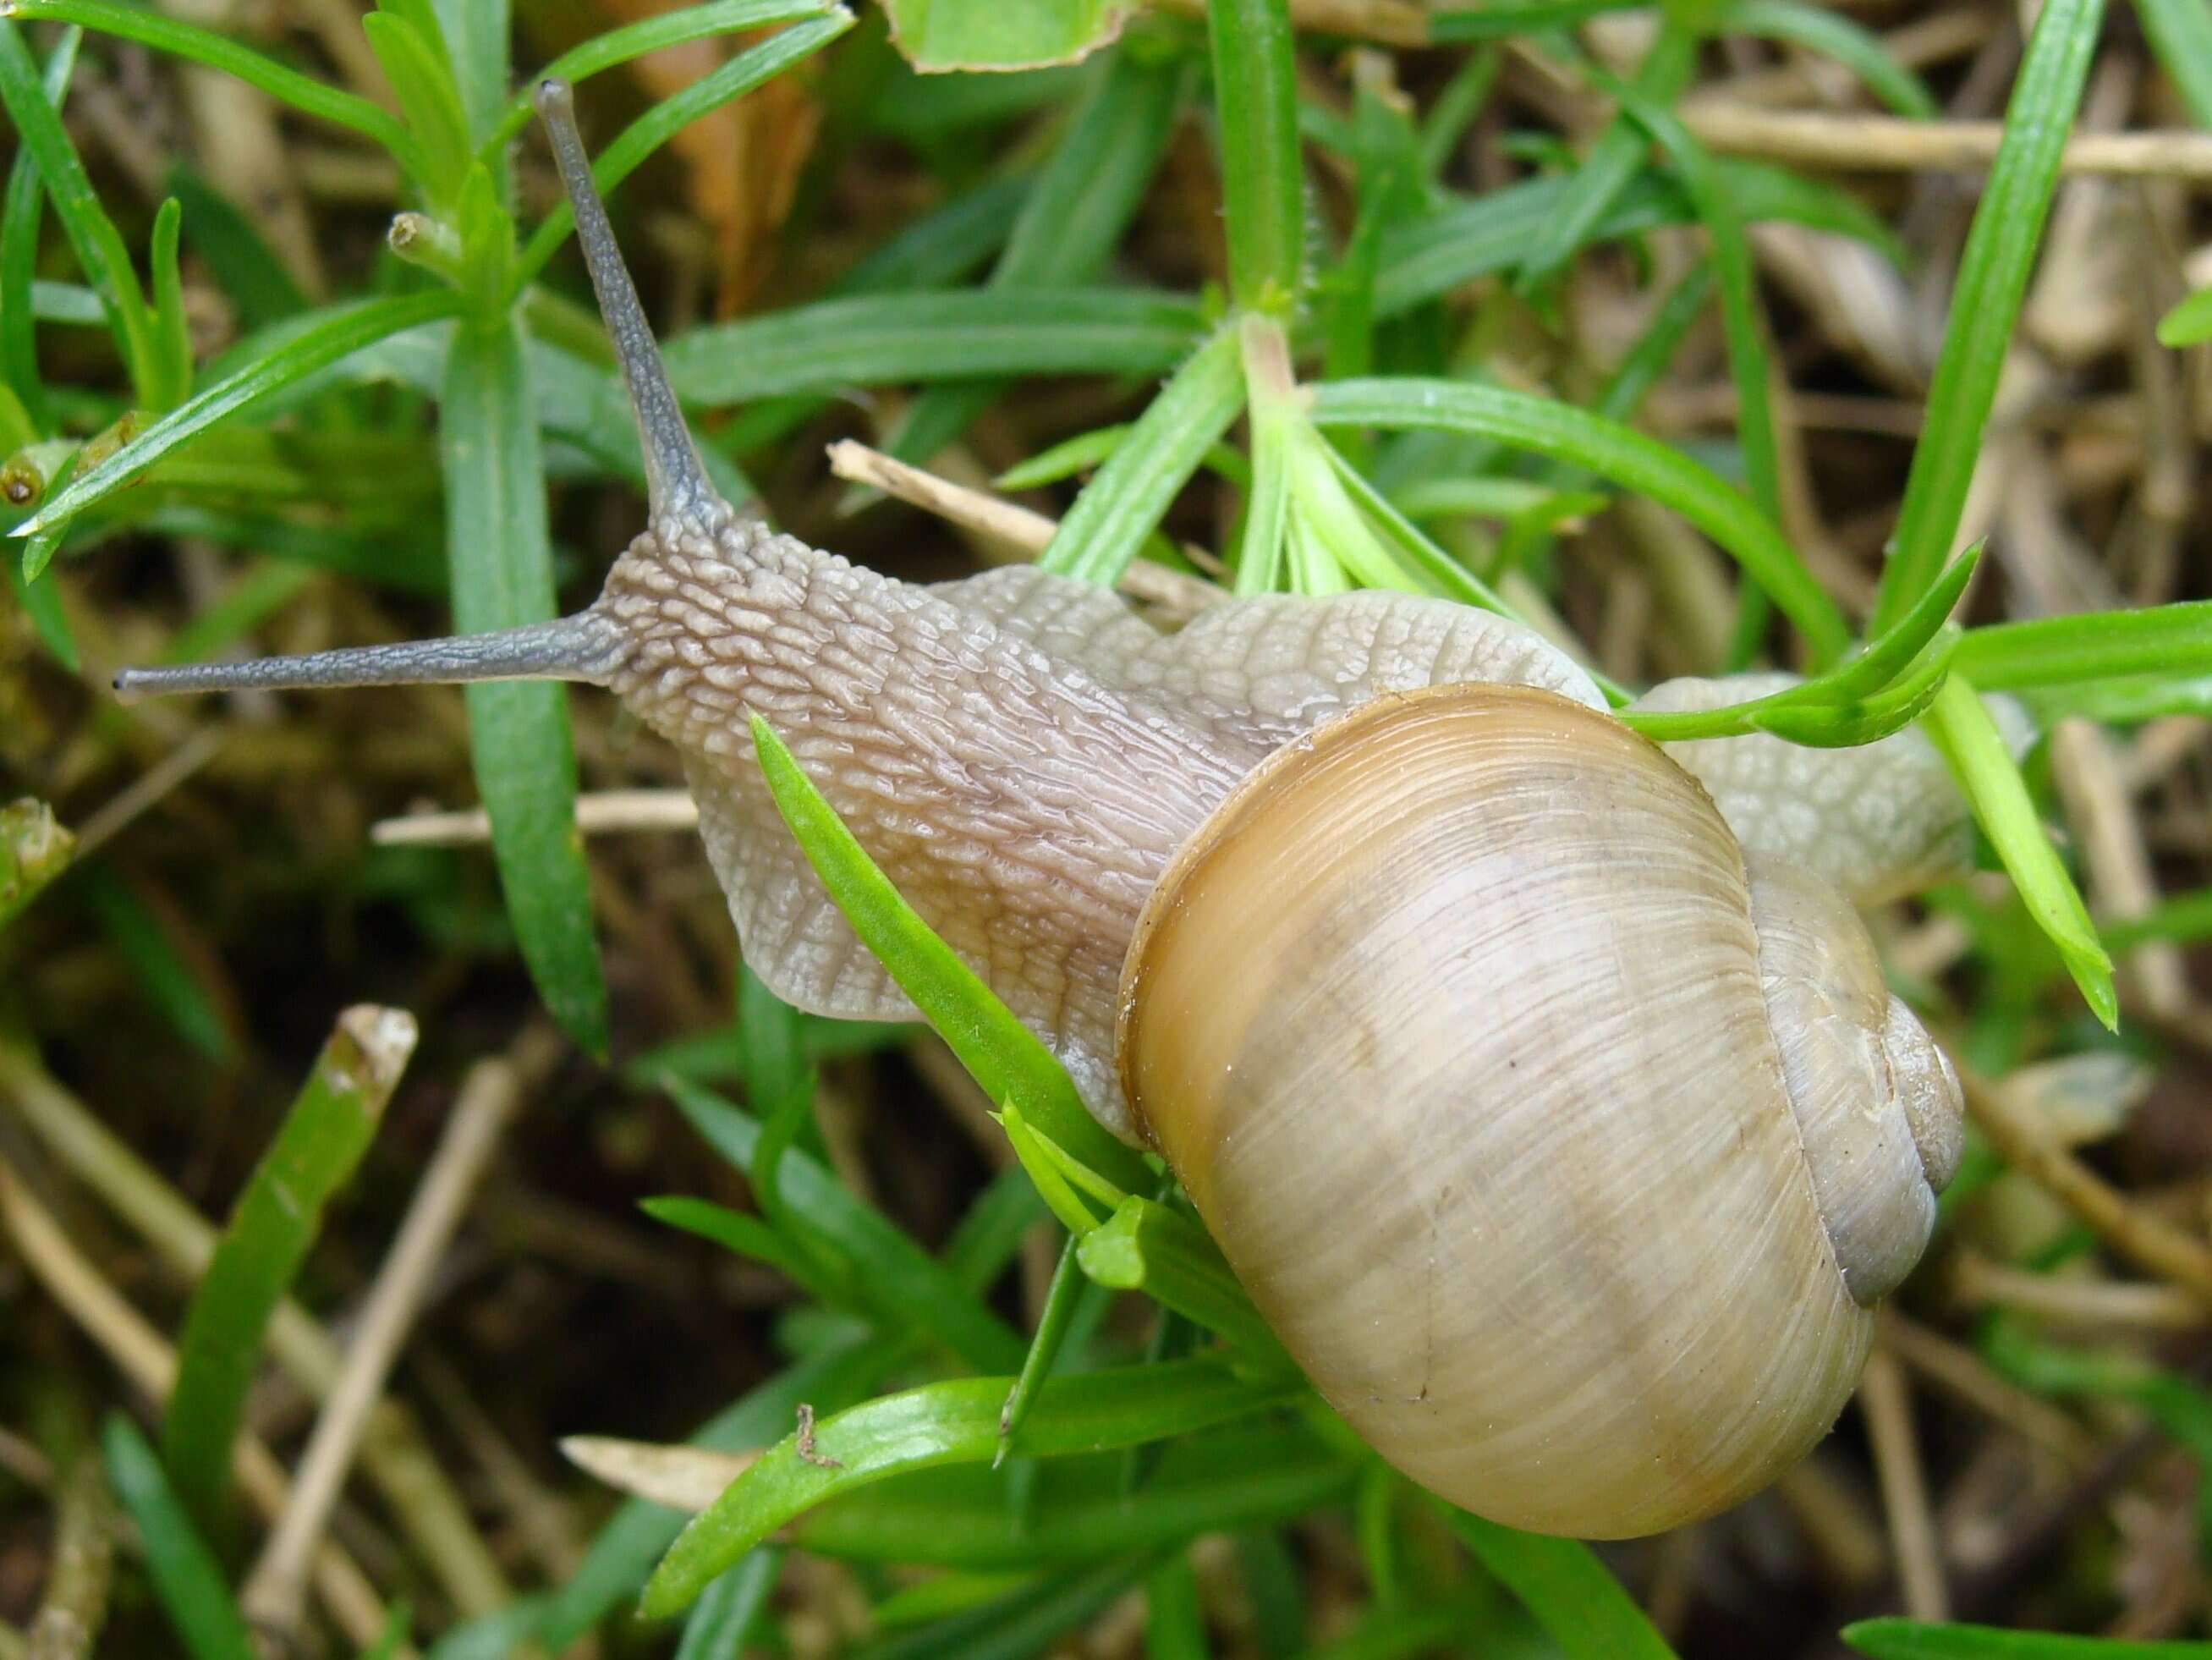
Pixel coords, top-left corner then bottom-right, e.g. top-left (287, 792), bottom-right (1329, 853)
top-left (1633, 670), bottom-right (2036, 904)
top-left (1118, 685), bottom-right (1957, 1536)
top-left (108, 81), bottom-right (1971, 1540)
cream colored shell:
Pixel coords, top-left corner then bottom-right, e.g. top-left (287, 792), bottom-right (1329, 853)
top-left (1118, 685), bottom-right (1883, 1537)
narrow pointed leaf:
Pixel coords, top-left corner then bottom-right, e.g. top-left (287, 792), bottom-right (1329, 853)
top-left (747, 717), bottom-right (1150, 1194)
top-left (645, 1361), bottom-right (1296, 1613)
top-left (101, 1417), bottom-right (257, 1660)
top-left (442, 318), bottom-right (609, 1054)
top-left (162, 1006), bottom-right (414, 1537)
top-left (1038, 324), bottom-right (1243, 585)
top-left (13, 292), bottom-right (464, 540)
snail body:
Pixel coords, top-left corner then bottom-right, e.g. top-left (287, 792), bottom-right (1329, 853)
top-left (112, 80), bottom-right (1971, 1536)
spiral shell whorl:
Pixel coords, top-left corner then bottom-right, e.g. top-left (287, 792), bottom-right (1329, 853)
top-left (1745, 857), bottom-right (1962, 1305)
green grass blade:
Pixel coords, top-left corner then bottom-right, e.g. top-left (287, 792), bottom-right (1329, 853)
top-left (362, 11), bottom-right (472, 206)
top-left (484, 0), bottom-right (837, 153)
top-left (1855, 0), bottom-right (2113, 1019)
top-left (1611, 97), bottom-right (1775, 522)
top-left (1924, 674), bottom-right (2115, 1027)
top-left (1516, 23), bottom-right (1697, 294)
top-left (1002, 1101), bottom-right (1128, 1234)
top-left (1238, 374), bottom-right (1294, 594)
top-left (1609, 80), bottom-right (1792, 662)
top-left (164, 164), bottom-right (307, 329)
top-left (1716, 158), bottom-right (1907, 264)
top-left (1591, 259), bottom-right (1715, 421)
top-left (674, 1550), bottom-right (782, 1659)
top-left (835, 173), bottom-right (1029, 295)
top-left (161, 1005), bottom-right (414, 1536)
top-left (2132, 0), bottom-right (2212, 129)
top-left (513, 11), bottom-right (854, 289)
top-left (29, 278), bottom-right (104, 322)
top-left (883, 49), bottom-right (1187, 466)
top-left (1380, 173), bottom-right (1674, 316)
top-left (0, 17), bottom-right (157, 404)
top-left (1233, 1531), bottom-right (1305, 1656)
top-left (1418, 47), bottom-right (1501, 179)
top-left (659, 1080), bottom-right (1029, 1374)
top-left (76, 864), bottom-right (233, 1062)
top-left (861, 62), bottom-right (1084, 138)
top-left (0, 798), bottom-right (72, 930)
top-left (1297, 1591), bottom-right (1502, 1660)
top-left (1320, 89), bottom-right (1419, 385)
top-left (1625, 547), bottom-right (1982, 743)
top-left (1145, 1553), bottom-right (1208, 1660)
top-left (1207, 0), bottom-right (1303, 311)
top-left (623, 1014), bottom-right (914, 1086)
top-left (738, 964), bottom-right (813, 1250)
top-left (145, 198), bottom-right (190, 410)
top-left (1311, 377), bottom-right (1852, 659)
top-left (860, 1559), bottom-right (1157, 1660)
top-left (1377, 162), bottom-right (1896, 318)
top-left (1719, 0), bottom-right (1937, 118)
top-left (101, 1416), bottom-right (257, 1660)
top-left (0, 22), bottom-right (76, 432)
top-left (1869, 0), bottom-right (2105, 631)
top-left (869, 1568), bottom-right (1040, 1628)
top-left (531, 1339), bottom-right (894, 1648)
top-left (1952, 601), bottom-right (2212, 690)
top-left (2158, 284), bottom-right (2212, 347)
top-left (14, 291), bottom-right (464, 546)
top-left (1320, 442), bottom-right (1520, 612)
top-left (790, 1426), bottom-right (1353, 1566)
top-left (1037, 324), bottom-right (1244, 585)
top-left (1844, 1619), bottom-right (2212, 1659)
top-left (3, 563), bottom-right (74, 668)
top-left (4, 0), bottom-right (421, 165)
top-left (644, 1361), bottom-right (1298, 1614)
top-left (996, 1235), bottom-right (1086, 1460)
top-left (660, 289), bottom-right (1204, 405)
top-left (442, 317), bottom-right (609, 1055)
top-left (427, 0), bottom-right (508, 145)
top-left (1427, 0), bottom-right (1649, 40)
top-left (1448, 1510), bottom-right (1678, 1660)
top-left (747, 716), bottom-right (1149, 1193)
top-left (644, 1195), bottom-right (853, 1306)
top-left (1076, 1196), bottom-right (1293, 1368)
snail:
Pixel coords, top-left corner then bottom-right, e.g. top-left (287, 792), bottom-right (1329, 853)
top-left (110, 80), bottom-right (1974, 1539)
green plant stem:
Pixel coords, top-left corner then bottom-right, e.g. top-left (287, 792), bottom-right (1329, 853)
top-left (1951, 602), bottom-right (2212, 690)
top-left (0, 799), bottom-right (72, 931)
top-left (1206, 0), bottom-right (1304, 311)
top-left (1869, 0), bottom-right (2106, 630)
top-left (162, 1008), bottom-right (415, 1541)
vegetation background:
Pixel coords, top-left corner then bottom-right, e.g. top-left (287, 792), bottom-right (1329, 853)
top-left (6, 0), bottom-right (2212, 1655)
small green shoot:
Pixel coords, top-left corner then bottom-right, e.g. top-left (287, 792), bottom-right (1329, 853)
top-left (102, 1415), bottom-right (258, 1660)
top-left (642, 1361), bottom-right (1298, 1614)
top-left (162, 1006), bottom-right (416, 1537)
top-left (0, 798), bottom-right (72, 931)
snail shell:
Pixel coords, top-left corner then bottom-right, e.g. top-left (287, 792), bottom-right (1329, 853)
top-left (1120, 684), bottom-right (1961, 1536)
